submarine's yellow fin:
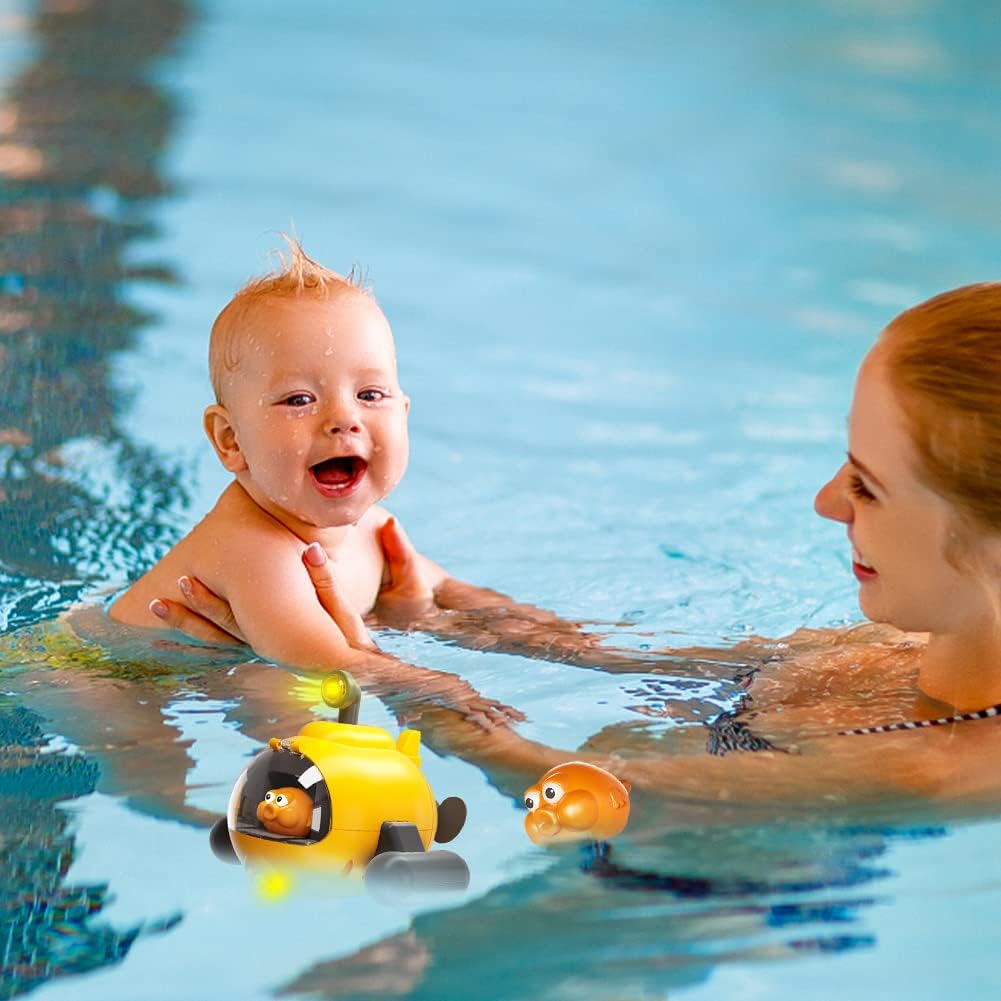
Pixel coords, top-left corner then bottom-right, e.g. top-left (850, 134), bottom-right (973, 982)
top-left (300, 721), bottom-right (393, 750)
top-left (396, 729), bottom-right (422, 764)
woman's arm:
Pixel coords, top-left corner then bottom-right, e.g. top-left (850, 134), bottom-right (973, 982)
top-left (150, 543), bottom-right (525, 728)
top-left (368, 517), bottom-right (769, 677)
top-left (151, 553), bottom-right (998, 823)
top-left (156, 515), bottom-right (901, 681)
top-left (413, 700), bottom-right (993, 830)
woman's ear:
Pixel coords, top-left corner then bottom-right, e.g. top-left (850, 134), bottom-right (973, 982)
top-left (204, 404), bottom-right (247, 472)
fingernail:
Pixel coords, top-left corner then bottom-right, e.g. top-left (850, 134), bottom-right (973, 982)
top-left (149, 599), bottom-right (169, 620)
top-left (303, 543), bottom-right (327, 567)
top-left (178, 576), bottom-right (193, 598)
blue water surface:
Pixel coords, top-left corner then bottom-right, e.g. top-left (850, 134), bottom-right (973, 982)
top-left (2, 1), bottom-right (1001, 998)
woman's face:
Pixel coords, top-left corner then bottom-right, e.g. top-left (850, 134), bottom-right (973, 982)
top-left (814, 344), bottom-right (990, 635)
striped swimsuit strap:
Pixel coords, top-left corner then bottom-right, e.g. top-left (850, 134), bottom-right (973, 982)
top-left (838, 702), bottom-right (1001, 736)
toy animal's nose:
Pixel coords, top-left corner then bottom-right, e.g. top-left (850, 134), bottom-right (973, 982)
top-left (528, 809), bottom-right (560, 837)
top-left (258, 802), bottom-right (277, 821)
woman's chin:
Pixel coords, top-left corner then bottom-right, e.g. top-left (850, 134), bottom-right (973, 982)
top-left (858, 591), bottom-right (921, 633)
top-left (856, 587), bottom-right (884, 625)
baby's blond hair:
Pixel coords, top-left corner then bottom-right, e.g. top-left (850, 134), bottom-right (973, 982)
top-left (209, 236), bottom-right (369, 402)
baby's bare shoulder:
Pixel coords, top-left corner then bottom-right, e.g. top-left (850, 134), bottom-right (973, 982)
top-left (199, 487), bottom-right (305, 575)
top-left (109, 484), bottom-right (301, 626)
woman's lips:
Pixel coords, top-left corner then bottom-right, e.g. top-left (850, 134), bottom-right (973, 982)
top-left (309, 456), bottom-right (368, 498)
top-left (851, 545), bottom-right (877, 582)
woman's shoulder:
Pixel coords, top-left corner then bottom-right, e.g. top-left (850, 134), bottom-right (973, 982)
top-left (740, 628), bottom-right (923, 721)
top-left (780, 622), bottom-right (924, 652)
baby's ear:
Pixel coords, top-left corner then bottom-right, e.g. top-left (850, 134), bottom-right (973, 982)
top-left (203, 404), bottom-right (247, 472)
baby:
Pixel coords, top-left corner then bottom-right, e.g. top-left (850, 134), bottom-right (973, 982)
top-left (109, 241), bottom-right (450, 674)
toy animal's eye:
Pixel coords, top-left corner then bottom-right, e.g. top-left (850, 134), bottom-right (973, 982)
top-left (524, 793), bottom-right (538, 811)
top-left (275, 794), bottom-right (288, 807)
top-left (543, 782), bottom-right (564, 803)
top-left (264, 791), bottom-right (275, 803)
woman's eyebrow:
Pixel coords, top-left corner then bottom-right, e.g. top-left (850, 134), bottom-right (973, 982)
top-left (847, 452), bottom-right (887, 492)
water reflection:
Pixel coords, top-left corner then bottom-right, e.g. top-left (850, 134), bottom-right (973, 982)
top-left (278, 822), bottom-right (940, 1001)
top-left (0, 0), bottom-right (191, 630)
top-left (0, 1), bottom-right (192, 995)
top-left (0, 702), bottom-right (181, 999)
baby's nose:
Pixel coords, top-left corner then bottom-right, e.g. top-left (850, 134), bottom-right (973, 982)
top-left (327, 418), bottom-right (361, 435)
top-left (325, 400), bottom-right (362, 435)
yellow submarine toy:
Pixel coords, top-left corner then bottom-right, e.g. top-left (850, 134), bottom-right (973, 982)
top-left (209, 671), bottom-right (468, 890)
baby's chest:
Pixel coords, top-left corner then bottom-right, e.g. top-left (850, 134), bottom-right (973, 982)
top-left (327, 533), bottom-right (385, 615)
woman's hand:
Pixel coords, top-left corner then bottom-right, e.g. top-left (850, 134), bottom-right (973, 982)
top-left (152, 543), bottom-right (524, 730)
top-left (149, 576), bottom-right (248, 646)
top-left (150, 543), bottom-right (376, 651)
top-left (300, 542), bottom-right (377, 650)
top-left (393, 665), bottom-right (527, 729)
top-left (371, 516), bottom-right (439, 627)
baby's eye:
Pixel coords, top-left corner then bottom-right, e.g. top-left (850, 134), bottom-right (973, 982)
top-left (281, 392), bottom-right (315, 408)
top-left (357, 389), bottom-right (387, 403)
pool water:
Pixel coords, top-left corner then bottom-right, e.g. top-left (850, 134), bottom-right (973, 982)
top-left (2, 1), bottom-right (1001, 998)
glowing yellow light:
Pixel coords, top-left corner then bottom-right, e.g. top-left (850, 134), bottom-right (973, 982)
top-left (321, 672), bottom-right (350, 707)
top-left (288, 670), bottom-right (360, 711)
top-left (289, 674), bottom-right (323, 705)
top-left (256, 869), bottom-right (293, 903)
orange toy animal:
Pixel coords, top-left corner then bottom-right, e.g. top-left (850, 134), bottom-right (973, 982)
top-left (523, 761), bottom-right (631, 845)
top-left (256, 787), bottom-right (315, 839)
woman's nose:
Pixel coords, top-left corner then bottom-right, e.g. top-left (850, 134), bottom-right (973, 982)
top-left (814, 462), bottom-right (853, 524)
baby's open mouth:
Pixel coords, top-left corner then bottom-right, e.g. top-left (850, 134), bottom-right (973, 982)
top-left (309, 456), bottom-right (368, 495)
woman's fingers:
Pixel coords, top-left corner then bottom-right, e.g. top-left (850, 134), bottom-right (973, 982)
top-left (474, 697), bottom-right (527, 726)
top-left (302, 543), bottom-right (377, 650)
top-left (379, 516), bottom-right (430, 598)
top-left (148, 596), bottom-right (245, 646)
top-left (180, 575), bottom-right (248, 642)
top-left (458, 697), bottom-right (528, 731)
top-left (375, 517), bottom-right (436, 629)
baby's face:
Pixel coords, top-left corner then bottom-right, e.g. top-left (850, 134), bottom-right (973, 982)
top-left (216, 292), bottom-right (409, 529)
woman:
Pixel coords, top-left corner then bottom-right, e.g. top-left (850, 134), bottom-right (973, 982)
top-left (155, 283), bottom-right (1001, 812)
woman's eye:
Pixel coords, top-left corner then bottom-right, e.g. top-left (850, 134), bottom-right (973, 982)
top-left (282, 393), bottom-right (315, 407)
top-left (357, 389), bottom-right (387, 403)
top-left (849, 473), bottom-right (876, 502)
